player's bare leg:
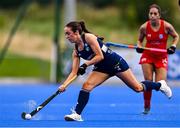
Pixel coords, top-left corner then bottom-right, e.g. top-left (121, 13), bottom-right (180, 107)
top-left (141, 64), bottom-right (154, 114)
top-left (64, 71), bottom-right (110, 121)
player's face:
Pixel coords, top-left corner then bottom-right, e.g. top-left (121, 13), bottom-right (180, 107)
top-left (148, 8), bottom-right (160, 22)
top-left (64, 27), bottom-right (78, 43)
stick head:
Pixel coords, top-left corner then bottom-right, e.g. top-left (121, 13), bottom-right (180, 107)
top-left (21, 112), bottom-right (31, 120)
top-left (21, 112), bottom-right (26, 119)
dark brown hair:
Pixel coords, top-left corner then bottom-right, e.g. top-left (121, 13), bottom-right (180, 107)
top-left (65, 21), bottom-right (91, 35)
top-left (65, 21), bottom-right (104, 40)
top-left (149, 4), bottom-right (162, 17)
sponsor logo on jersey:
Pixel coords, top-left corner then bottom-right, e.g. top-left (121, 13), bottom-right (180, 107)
top-left (147, 34), bottom-right (151, 37)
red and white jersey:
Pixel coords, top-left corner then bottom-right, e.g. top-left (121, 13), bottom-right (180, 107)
top-left (139, 20), bottom-right (169, 69)
top-left (144, 19), bottom-right (168, 57)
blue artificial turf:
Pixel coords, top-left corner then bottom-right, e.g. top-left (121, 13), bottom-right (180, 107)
top-left (0, 83), bottom-right (180, 127)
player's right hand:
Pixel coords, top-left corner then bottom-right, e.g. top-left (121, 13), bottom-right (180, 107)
top-left (136, 47), bottom-right (144, 53)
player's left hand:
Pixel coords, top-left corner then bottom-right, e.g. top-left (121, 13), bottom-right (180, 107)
top-left (58, 85), bottom-right (66, 92)
top-left (77, 63), bottom-right (87, 75)
top-left (167, 46), bottom-right (176, 54)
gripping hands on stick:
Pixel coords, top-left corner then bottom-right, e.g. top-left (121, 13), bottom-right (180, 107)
top-left (59, 63), bottom-right (87, 93)
top-left (106, 42), bottom-right (177, 55)
top-left (59, 63), bottom-right (87, 92)
top-left (58, 75), bottom-right (77, 92)
top-left (105, 42), bottom-right (167, 53)
top-left (58, 63), bottom-right (87, 93)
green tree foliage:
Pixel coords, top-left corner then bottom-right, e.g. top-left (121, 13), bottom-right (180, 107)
top-left (115, 0), bottom-right (176, 27)
top-left (0, 0), bottom-right (53, 8)
top-left (0, 0), bottom-right (24, 8)
top-left (78, 0), bottom-right (116, 8)
top-left (78, 0), bottom-right (177, 28)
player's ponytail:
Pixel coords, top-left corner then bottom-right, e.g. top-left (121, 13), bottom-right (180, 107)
top-left (79, 21), bottom-right (91, 34)
top-left (79, 21), bottom-right (104, 40)
top-left (65, 21), bottom-right (104, 40)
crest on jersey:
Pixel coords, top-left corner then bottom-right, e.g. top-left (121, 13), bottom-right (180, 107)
top-left (85, 43), bottom-right (90, 51)
top-left (85, 46), bottom-right (90, 51)
top-left (159, 34), bottom-right (163, 39)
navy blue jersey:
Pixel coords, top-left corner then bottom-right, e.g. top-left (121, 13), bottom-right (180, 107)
top-left (75, 34), bottom-right (129, 76)
top-left (75, 35), bottom-right (104, 60)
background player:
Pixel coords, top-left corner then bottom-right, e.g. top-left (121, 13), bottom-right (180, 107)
top-left (136, 4), bottom-right (179, 114)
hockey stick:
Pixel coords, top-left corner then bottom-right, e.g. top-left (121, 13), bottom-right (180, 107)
top-left (105, 42), bottom-right (167, 53)
top-left (21, 75), bottom-right (77, 120)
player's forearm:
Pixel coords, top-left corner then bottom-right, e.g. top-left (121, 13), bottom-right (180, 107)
top-left (172, 34), bottom-right (179, 47)
top-left (85, 55), bottom-right (104, 66)
top-left (61, 72), bottom-right (77, 87)
top-left (137, 40), bottom-right (143, 47)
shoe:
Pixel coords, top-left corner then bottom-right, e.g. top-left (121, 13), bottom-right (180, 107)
top-left (142, 108), bottom-right (150, 115)
top-left (64, 109), bottom-right (83, 121)
top-left (158, 80), bottom-right (172, 99)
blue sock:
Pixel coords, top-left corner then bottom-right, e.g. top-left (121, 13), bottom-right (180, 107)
top-left (75, 90), bottom-right (90, 115)
top-left (141, 80), bottom-right (161, 91)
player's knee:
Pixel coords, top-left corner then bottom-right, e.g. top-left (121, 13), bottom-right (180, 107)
top-left (133, 85), bottom-right (143, 93)
top-left (144, 77), bottom-right (153, 81)
top-left (82, 81), bottom-right (95, 92)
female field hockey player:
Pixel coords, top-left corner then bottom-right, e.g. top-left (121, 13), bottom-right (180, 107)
top-left (136, 4), bottom-right (179, 114)
top-left (59, 21), bottom-right (172, 121)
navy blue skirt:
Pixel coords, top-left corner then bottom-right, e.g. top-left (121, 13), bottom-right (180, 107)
top-left (93, 51), bottom-right (129, 76)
